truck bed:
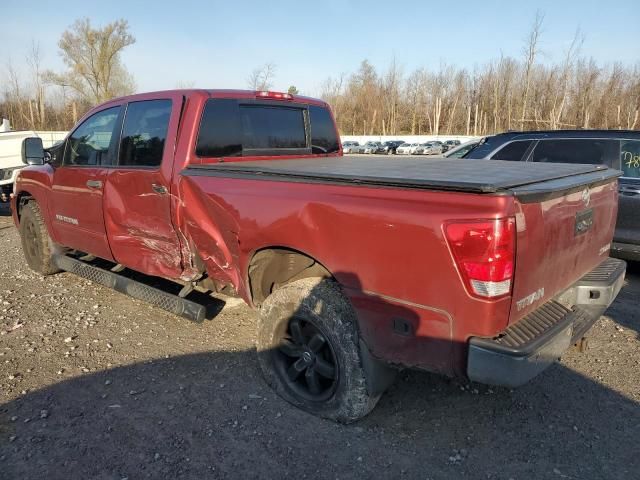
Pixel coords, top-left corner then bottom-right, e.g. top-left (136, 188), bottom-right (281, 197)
top-left (184, 157), bottom-right (619, 196)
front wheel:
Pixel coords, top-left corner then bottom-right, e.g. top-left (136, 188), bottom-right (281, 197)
top-left (257, 277), bottom-right (383, 422)
top-left (19, 201), bottom-right (60, 275)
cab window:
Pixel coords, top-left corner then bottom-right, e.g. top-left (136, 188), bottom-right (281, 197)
top-left (490, 140), bottom-right (533, 161)
top-left (196, 99), bottom-right (310, 158)
top-left (240, 105), bottom-right (306, 150)
top-left (64, 107), bottom-right (121, 166)
top-left (530, 139), bottom-right (618, 166)
top-left (118, 100), bottom-right (172, 167)
top-left (309, 105), bottom-right (340, 154)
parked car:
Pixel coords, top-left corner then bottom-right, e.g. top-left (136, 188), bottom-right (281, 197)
top-left (358, 141), bottom-right (382, 154)
top-left (376, 140), bottom-right (404, 154)
top-left (13, 91), bottom-right (625, 422)
top-left (465, 130), bottom-right (640, 261)
top-left (444, 139), bottom-right (482, 158)
top-left (441, 139), bottom-right (461, 152)
top-left (415, 141), bottom-right (443, 155)
top-left (0, 130), bottom-right (67, 202)
top-left (342, 141), bottom-right (360, 154)
top-left (396, 142), bottom-right (421, 154)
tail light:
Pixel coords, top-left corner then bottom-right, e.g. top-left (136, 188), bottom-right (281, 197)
top-left (444, 217), bottom-right (516, 299)
top-left (255, 91), bottom-right (293, 100)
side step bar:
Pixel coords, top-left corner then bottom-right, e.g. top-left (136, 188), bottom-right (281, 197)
top-left (53, 255), bottom-right (206, 322)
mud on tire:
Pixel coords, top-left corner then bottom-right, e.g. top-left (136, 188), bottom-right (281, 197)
top-left (257, 277), bottom-right (381, 423)
top-left (19, 201), bottom-right (60, 275)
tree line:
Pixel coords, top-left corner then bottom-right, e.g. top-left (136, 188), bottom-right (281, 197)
top-left (2, 14), bottom-right (639, 135)
top-left (321, 14), bottom-right (639, 136)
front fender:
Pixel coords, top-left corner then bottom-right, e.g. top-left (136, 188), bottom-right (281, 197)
top-left (12, 165), bottom-right (57, 241)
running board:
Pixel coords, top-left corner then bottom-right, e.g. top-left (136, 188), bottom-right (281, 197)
top-left (53, 255), bottom-right (206, 322)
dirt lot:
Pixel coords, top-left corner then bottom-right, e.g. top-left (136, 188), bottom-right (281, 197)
top-left (0, 208), bottom-right (639, 480)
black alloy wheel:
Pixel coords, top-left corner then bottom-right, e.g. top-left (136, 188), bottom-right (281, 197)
top-left (275, 316), bottom-right (339, 402)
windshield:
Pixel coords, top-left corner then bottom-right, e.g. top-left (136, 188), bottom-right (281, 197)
top-left (445, 140), bottom-right (480, 158)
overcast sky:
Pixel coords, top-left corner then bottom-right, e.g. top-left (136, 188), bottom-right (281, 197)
top-left (2, 0), bottom-right (638, 96)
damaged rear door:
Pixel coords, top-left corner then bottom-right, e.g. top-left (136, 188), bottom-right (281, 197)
top-left (103, 95), bottom-right (184, 278)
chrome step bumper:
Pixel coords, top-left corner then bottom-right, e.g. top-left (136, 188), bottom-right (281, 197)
top-left (467, 258), bottom-right (626, 387)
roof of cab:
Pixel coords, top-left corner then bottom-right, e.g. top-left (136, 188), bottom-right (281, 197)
top-left (74, 89), bottom-right (331, 129)
top-left (97, 89), bottom-right (329, 107)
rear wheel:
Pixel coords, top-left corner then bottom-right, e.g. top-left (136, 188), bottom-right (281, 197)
top-left (257, 277), bottom-right (382, 423)
top-left (19, 201), bottom-right (60, 275)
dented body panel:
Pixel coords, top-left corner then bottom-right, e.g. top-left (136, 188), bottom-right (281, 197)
top-left (11, 89), bottom-right (622, 378)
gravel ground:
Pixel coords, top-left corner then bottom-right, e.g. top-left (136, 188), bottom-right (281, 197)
top-left (0, 208), bottom-right (639, 480)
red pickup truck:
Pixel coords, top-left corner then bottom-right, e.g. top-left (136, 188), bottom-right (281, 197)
top-left (13, 89), bottom-right (625, 422)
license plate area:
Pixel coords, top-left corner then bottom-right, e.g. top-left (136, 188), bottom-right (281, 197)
top-left (575, 208), bottom-right (594, 236)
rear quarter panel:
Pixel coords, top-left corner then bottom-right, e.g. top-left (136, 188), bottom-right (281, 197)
top-left (177, 175), bottom-right (517, 375)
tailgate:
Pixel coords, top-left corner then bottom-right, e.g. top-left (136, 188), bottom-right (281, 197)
top-left (508, 169), bottom-right (620, 325)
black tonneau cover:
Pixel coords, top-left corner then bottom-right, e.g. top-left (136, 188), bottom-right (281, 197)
top-left (184, 156), bottom-right (620, 197)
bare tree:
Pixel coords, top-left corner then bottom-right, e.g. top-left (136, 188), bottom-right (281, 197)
top-left (318, 52), bottom-right (639, 136)
top-left (2, 44), bottom-right (49, 130)
top-left (25, 42), bottom-right (47, 128)
top-left (550, 29), bottom-right (584, 129)
top-left (247, 62), bottom-right (277, 91)
top-left (520, 10), bottom-right (544, 129)
top-left (45, 18), bottom-right (136, 104)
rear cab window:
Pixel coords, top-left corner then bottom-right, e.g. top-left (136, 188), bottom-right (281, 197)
top-left (196, 98), bottom-right (339, 159)
top-left (240, 105), bottom-right (306, 151)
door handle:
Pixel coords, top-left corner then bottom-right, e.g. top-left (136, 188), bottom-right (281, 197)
top-left (151, 183), bottom-right (168, 195)
top-left (86, 180), bottom-right (103, 189)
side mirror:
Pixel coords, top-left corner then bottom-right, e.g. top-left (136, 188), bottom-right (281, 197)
top-left (21, 137), bottom-right (45, 165)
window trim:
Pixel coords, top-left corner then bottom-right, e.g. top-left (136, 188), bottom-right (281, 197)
top-left (62, 105), bottom-right (123, 168)
top-left (113, 98), bottom-right (173, 170)
top-left (483, 135), bottom-right (640, 161)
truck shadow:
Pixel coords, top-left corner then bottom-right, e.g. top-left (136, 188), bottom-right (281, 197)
top-left (1, 350), bottom-right (637, 479)
top-left (0, 273), bottom-right (638, 479)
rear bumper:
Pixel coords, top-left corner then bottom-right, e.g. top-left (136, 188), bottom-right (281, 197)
top-left (467, 257), bottom-right (626, 388)
top-left (611, 241), bottom-right (640, 262)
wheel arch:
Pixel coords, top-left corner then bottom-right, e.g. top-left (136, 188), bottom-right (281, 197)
top-left (247, 246), bottom-right (333, 306)
top-left (15, 189), bottom-right (36, 223)
top-left (14, 188), bottom-right (57, 245)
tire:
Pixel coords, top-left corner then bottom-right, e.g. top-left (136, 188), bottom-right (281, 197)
top-left (257, 277), bottom-right (381, 423)
top-left (19, 201), bottom-right (60, 275)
